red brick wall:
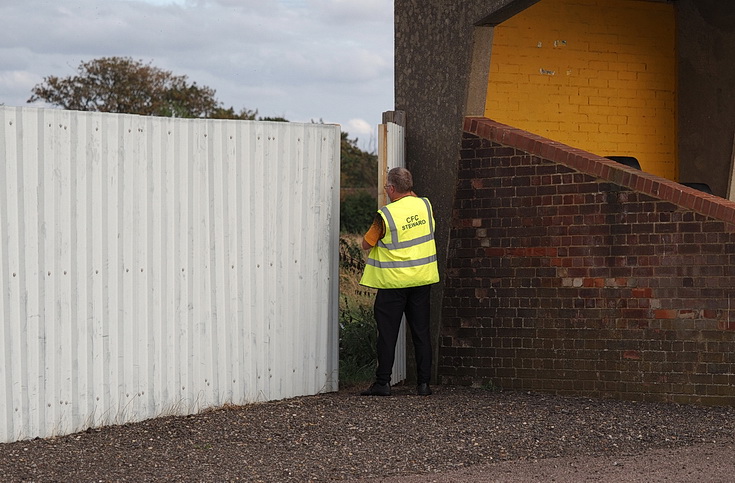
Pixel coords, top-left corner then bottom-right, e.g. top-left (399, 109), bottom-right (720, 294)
top-left (440, 117), bottom-right (735, 405)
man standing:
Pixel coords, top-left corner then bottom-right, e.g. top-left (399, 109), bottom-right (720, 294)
top-left (359, 167), bottom-right (440, 396)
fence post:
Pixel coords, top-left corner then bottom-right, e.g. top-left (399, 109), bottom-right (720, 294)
top-left (378, 110), bottom-right (407, 384)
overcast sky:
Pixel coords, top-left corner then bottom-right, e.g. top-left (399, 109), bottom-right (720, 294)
top-left (0, 0), bottom-right (394, 151)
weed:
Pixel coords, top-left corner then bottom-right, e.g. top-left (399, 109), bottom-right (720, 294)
top-left (338, 235), bottom-right (377, 387)
top-left (481, 380), bottom-right (501, 393)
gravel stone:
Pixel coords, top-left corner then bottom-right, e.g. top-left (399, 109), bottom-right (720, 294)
top-left (0, 385), bottom-right (733, 481)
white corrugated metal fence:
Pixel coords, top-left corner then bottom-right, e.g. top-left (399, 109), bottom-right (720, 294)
top-left (0, 106), bottom-right (340, 443)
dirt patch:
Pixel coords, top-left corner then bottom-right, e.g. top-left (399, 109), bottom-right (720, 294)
top-left (0, 385), bottom-right (733, 481)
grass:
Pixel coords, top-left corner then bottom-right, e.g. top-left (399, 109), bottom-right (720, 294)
top-left (338, 234), bottom-right (377, 387)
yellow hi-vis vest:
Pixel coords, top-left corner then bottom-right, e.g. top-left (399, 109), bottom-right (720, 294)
top-left (360, 196), bottom-right (440, 289)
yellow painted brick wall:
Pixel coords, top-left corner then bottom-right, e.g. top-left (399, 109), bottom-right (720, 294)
top-left (485, 0), bottom-right (677, 180)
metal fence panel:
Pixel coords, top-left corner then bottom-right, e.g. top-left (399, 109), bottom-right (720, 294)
top-left (0, 107), bottom-right (340, 443)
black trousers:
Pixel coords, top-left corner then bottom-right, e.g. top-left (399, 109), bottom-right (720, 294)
top-left (374, 284), bottom-right (432, 385)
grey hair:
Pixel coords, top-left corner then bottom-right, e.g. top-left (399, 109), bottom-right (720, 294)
top-left (386, 167), bottom-right (413, 193)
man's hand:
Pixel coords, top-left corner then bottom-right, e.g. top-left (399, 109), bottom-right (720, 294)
top-left (361, 238), bottom-right (373, 251)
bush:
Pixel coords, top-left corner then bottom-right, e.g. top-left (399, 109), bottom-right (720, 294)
top-left (340, 192), bottom-right (376, 234)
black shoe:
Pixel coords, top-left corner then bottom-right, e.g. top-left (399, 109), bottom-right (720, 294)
top-left (361, 382), bottom-right (391, 396)
top-left (417, 383), bottom-right (432, 396)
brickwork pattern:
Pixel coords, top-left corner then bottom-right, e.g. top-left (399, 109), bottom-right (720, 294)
top-left (440, 117), bottom-right (735, 405)
top-left (485, 0), bottom-right (677, 180)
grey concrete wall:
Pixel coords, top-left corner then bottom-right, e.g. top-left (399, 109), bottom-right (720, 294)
top-left (677, 0), bottom-right (735, 197)
top-left (395, 0), bottom-right (533, 382)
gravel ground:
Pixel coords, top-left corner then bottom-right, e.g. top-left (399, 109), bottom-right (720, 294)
top-left (1, 385), bottom-right (733, 482)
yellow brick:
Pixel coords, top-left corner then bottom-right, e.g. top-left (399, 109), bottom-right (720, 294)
top-left (599, 124), bottom-right (619, 134)
top-left (546, 94), bottom-right (570, 105)
top-left (589, 78), bottom-right (609, 88)
top-left (485, 0), bottom-right (676, 177)
top-left (608, 79), bottom-right (633, 90)
top-left (567, 132), bottom-right (591, 145)
top-left (594, 106), bottom-right (620, 116)
top-left (485, 100), bottom-right (500, 111)
top-left (616, 53), bottom-right (650, 65)
top-left (578, 87), bottom-right (600, 97)
top-left (607, 115), bottom-right (627, 125)
top-left (578, 105), bottom-right (598, 115)
top-left (646, 97), bottom-right (673, 108)
top-left (559, 120), bottom-right (581, 132)
top-left (578, 119), bottom-right (601, 132)
top-left (497, 63), bottom-right (522, 74)
top-left (624, 97), bottom-right (649, 108)
top-left (588, 60), bottom-right (610, 71)
top-left (586, 113), bottom-right (610, 126)
top-left (598, 70), bottom-right (620, 81)
top-left (491, 100), bottom-right (520, 113)
top-left (589, 96), bottom-right (609, 106)
top-left (489, 72), bottom-right (528, 85)
top-left (638, 72), bottom-right (675, 88)
top-left (635, 123), bottom-right (658, 136)
top-left (565, 77), bottom-right (590, 89)
top-left (568, 95), bottom-right (586, 105)
top-left (559, 56), bottom-right (589, 71)
top-left (618, 142), bottom-right (641, 153)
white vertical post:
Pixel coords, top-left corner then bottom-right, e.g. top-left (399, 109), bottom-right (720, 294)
top-left (378, 111), bottom-right (407, 384)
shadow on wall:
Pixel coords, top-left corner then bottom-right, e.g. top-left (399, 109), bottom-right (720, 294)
top-left (605, 156), bottom-right (714, 195)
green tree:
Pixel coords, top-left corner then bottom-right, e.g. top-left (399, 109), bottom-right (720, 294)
top-left (340, 132), bottom-right (377, 189)
top-left (339, 133), bottom-right (378, 233)
top-left (259, 116), bottom-right (289, 122)
top-left (341, 191), bottom-right (377, 233)
top-left (210, 106), bottom-right (258, 120)
top-left (28, 56), bottom-right (251, 119)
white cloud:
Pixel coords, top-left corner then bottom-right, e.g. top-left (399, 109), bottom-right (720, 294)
top-left (308, 0), bottom-right (393, 24)
top-left (136, 0), bottom-right (187, 5)
top-left (0, 0), bottom-right (393, 149)
top-left (345, 118), bottom-right (374, 138)
top-left (0, 71), bottom-right (40, 101)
